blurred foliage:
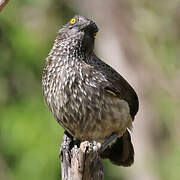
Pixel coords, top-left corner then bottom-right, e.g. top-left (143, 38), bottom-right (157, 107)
top-left (134, 0), bottom-right (180, 75)
top-left (0, 0), bottom-right (180, 180)
top-left (133, 1), bottom-right (180, 179)
top-left (0, 1), bottom-right (73, 179)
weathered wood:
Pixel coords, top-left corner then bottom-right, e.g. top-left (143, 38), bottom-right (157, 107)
top-left (60, 133), bottom-right (104, 180)
top-left (0, 0), bottom-right (10, 12)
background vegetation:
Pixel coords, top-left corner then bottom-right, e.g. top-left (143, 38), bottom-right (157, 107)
top-left (0, 0), bottom-right (179, 180)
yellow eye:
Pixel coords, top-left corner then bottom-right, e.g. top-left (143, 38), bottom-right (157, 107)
top-left (70, 18), bottom-right (76, 24)
top-left (93, 32), bottom-right (98, 38)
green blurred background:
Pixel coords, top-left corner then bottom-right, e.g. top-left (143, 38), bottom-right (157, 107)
top-left (0, 0), bottom-right (180, 180)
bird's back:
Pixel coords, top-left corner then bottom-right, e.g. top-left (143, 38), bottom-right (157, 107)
top-left (90, 54), bottom-right (139, 119)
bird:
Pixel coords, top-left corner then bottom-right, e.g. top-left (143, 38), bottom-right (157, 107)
top-left (42, 15), bottom-right (139, 166)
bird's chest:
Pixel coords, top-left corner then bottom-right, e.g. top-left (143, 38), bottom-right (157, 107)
top-left (43, 62), bottom-right (131, 142)
top-left (44, 62), bottom-right (102, 117)
top-left (57, 68), bottom-right (103, 116)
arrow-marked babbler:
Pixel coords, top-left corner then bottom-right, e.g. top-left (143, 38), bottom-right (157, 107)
top-left (42, 15), bottom-right (139, 166)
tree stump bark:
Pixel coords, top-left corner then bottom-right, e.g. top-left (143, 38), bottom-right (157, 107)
top-left (60, 133), bottom-right (104, 180)
top-left (0, 0), bottom-right (10, 12)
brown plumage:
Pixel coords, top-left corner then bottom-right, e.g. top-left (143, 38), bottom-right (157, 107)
top-left (42, 15), bottom-right (139, 166)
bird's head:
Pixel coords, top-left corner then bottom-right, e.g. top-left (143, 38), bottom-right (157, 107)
top-left (58, 15), bottom-right (99, 56)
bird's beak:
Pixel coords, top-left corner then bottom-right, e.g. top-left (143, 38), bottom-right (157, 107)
top-left (78, 22), bottom-right (99, 38)
top-left (91, 22), bottom-right (98, 33)
top-left (88, 22), bottom-right (98, 38)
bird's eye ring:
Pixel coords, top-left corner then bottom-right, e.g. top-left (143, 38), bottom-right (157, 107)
top-left (70, 18), bottom-right (76, 24)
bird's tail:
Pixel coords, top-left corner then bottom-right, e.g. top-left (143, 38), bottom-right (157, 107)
top-left (100, 130), bottom-right (134, 166)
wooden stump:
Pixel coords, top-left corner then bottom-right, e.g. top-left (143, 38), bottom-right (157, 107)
top-left (60, 133), bottom-right (104, 180)
top-left (0, 0), bottom-right (10, 12)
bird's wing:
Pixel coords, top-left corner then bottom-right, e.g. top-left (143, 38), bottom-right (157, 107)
top-left (90, 55), bottom-right (139, 119)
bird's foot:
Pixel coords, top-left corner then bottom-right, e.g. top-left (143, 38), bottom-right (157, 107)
top-left (99, 132), bottom-right (118, 154)
top-left (59, 131), bottom-right (74, 167)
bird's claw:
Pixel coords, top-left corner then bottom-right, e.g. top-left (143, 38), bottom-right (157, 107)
top-left (99, 133), bottom-right (118, 154)
top-left (59, 131), bottom-right (73, 167)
